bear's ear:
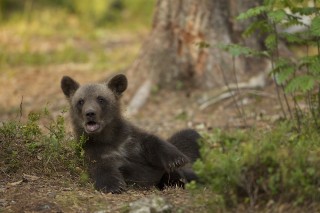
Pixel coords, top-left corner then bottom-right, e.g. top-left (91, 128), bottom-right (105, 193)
top-left (61, 76), bottom-right (80, 98)
top-left (107, 74), bottom-right (128, 96)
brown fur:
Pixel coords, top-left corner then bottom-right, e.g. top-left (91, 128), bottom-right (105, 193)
top-left (61, 74), bottom-right (200, 193)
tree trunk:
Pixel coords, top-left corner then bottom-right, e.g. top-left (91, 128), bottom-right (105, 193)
top-left (127, 0), bottom-right (267, 90)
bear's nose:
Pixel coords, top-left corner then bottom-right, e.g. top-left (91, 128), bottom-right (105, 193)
top-left (85, 110), bottom-right (96, 118)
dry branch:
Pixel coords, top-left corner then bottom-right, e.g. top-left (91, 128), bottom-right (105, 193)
top-left (199, 73), bottom-right (267, 110)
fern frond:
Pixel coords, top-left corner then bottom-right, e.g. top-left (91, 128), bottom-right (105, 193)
top-left (265, 34), bottom-right (277, 50)
top-left (271, 58), bottom-right (296, 84)
top-left (309, 59), bottom-right (320, 75)
top-left (279, 32), bottom-right (306, 44)
top-left (268, 9), bottom-right (287, 24)
top-left (274, 58), bottom-right (292, 69)
top-left (237, 6), bottom-right (268, 21)
top-left (243, 20), bottom-right (271, 37)
top-left (285, 75), bottom-right (315, 93)
top-left (276, 66), bottom-right (295, 84)
top-left (310, 16), bottom-right (320, 37)
top-left (299, 55), bottom-right (318, 69)
top-left (291, 7), bottom-right (320, 16)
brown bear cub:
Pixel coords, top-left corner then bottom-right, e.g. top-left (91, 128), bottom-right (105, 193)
top-left (61, 74), bottom-right (200, 193)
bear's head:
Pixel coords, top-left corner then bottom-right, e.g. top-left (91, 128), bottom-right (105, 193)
top-left (61, 74), bottom-right (127, 135)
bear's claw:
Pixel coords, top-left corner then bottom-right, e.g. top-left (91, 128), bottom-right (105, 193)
top-left (167, 157), bottom-right (188, 171)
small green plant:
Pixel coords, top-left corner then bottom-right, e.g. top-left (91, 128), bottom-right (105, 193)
top-left (194, 123), bottom-right (320, 207)
top-left (0, 108), bottom-right (87, 183)
top-left (0, 120), bottom-right (19, 141)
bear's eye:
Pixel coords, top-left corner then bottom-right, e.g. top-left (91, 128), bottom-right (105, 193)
top-left (97, 96), bottom-right (106, 104)
top-left (77, 99), bottom-right (84, 106)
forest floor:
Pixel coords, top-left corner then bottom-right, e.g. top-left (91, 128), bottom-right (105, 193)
top-left (0, 49), bottom-right (297, 213)
top-left (0, 14), bottom-right (309, 212)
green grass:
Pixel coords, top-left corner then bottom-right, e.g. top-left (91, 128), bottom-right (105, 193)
top-left (0, 108), bottom-right (88, 180)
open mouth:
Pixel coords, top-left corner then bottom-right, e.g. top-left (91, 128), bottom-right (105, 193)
top-left (85, 121), bottom-right (100, 133)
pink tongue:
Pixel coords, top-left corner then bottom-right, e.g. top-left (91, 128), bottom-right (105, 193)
top-left (86, 123), bottom-right (100, 132)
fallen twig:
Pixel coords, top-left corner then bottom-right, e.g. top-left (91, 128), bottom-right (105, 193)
top-left (199, 73), bottom-right (267, 110)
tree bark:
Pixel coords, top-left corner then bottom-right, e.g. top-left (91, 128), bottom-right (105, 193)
top-left (128, 0), bottom-right (266, 91)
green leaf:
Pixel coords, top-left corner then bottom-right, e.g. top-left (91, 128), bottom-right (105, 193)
top-left (276, 66), bottom-right (295, 84)
top-left (265, 34), bottom-right (277, 50)
top-left (298, 56), bottom-right (320, 74)
top-left (243, 20), bottom-right (271, 37)
top-left (291, 7), bottom-right (319, 16)
top-left (274, 58), bottom-right (291, 69)
top-left (272, 58), bottom-right (295, 84)
top-left (279, 32), bottom-right (305, 44)
top-left (237, 6), bottom-right (267, 21)
top-left (285, 75), bottom-right (315, 93)
top-left (272, 58), bottom-right (290, 73)
top-left (310, 16), bottom-right (320, 37)
top-left (309, 60), bottom-right (320, 74)
top-left (298, 55), bottom-right (317, 68)
top-left (268, 9), bottom-right (287, 24)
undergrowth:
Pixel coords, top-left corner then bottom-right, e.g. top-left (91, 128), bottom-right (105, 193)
top-left (192, 120), bottom-right (320, 208)
top-left (0, 108), bottom-right (88, 184)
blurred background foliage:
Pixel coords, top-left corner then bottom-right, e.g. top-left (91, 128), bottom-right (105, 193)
top-left (0, 0), bottom-right (155, 28)
top-left (0, 0), bottom-right (155, 72)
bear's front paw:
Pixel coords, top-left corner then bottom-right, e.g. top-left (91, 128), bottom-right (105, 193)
top-left (168, 157), bottom-right (188, 171)
top-left (95, 178), bottom-right (126, 194)
top-left (163, 153), bottom-right (189, 172)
